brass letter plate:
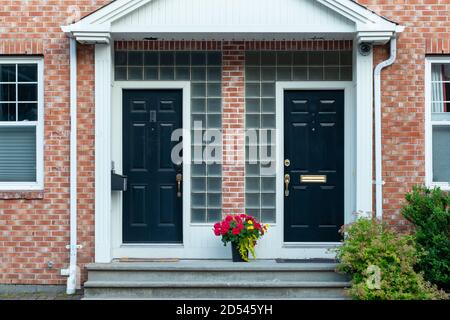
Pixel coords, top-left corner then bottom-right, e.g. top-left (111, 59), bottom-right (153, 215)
top-left (300, 175), bottom-right (327, 183)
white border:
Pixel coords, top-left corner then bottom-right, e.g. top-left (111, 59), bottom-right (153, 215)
top-left (274, 81), bottom-right (355, 250)
top-left (111, 81), bottom-right (195, 258)
top-left (425, 56), bottom-right (450, 191)
top-left (0, 57), bottom-right (44, 191)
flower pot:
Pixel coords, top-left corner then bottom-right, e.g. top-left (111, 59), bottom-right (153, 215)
top-left (231, 243), bottom-right (248, 262)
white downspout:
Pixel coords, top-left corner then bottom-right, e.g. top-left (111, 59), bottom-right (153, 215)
top-left (374, 37), bottom-right (397, 219)
top-left (66, 37), bottom-right (78, 294)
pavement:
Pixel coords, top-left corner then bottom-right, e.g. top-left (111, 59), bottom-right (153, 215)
top-left (0, 292), bottom-right (83, 300)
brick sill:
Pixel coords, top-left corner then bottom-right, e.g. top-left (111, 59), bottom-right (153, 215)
top-left (0, 191), bottom-right (44, 200)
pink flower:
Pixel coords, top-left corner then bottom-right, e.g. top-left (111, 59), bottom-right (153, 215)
top-left (213, 228), bottom-right (221, 236)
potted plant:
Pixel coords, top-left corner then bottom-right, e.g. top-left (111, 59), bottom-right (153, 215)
top-left (213, 214), bottom-right (268, 262)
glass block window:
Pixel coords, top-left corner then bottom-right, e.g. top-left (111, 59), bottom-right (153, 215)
top-left (429, 61), bottom-right (450, 185)
top-left (0, 60), bottom-right (42, 187)
top-left (114, 51), bottom-right (223, 223)
top-left (244, 51), bottom-right (352, 223)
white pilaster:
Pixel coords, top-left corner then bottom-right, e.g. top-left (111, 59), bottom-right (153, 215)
top-left (95, 43), bottom-right (113, 262)
top-left (354, 39), bottom-right (374, 216)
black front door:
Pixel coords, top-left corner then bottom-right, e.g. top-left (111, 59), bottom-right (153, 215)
top-left (284, 90), bottom-right (344, 242)
top-left (123, 89), bottom-right (183, 243)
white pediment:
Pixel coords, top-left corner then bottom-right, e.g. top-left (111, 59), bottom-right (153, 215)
top-left (63, 0), bottom-right (403, 43)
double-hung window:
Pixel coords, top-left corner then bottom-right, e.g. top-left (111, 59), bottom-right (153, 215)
top-left (0, 58), bottom-right (43, 190)
top-left (426, 57), bottom-right (450, 190)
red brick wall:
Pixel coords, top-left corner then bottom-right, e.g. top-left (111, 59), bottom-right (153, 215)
top-left (0, 0), bottom-right (449, 286)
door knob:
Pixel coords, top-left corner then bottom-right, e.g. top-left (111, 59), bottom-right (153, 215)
top-left (284, 174), bottom-right (290, 197)
top-left (176, 173), bottom-right (182, 197)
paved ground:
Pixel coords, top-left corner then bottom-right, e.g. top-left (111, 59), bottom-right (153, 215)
top-left (0, 292), bottom-right (83, 300)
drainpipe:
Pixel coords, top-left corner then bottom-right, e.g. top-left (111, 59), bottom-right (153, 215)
top-left (374, 37), bottom-right (397, 219)
top-left (66, 37), bottom-right (79, 294)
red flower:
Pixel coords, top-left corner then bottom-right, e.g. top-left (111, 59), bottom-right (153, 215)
top-left (232, 228), bottom-right (241, 235)
top-left (225, 215), bottom-right (233, 222)
top-left (254, 222), bottom-right (261, 230)
top-left (237, 223), bottom-right (244, 230)
top-left (213, 228), bottom-right (221, 236)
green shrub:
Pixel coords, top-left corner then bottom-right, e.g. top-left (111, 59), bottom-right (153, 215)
top-left (335, 217), bottom-right (447, 300)
top-left (401, 186), bottom-right (450, 291)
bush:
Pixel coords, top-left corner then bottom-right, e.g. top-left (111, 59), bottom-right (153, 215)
top-left (335, 217), bottom-right (447, 300)
top-left (401, 186), bottom-right (450, 291)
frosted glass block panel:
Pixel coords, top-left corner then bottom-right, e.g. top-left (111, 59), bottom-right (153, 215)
top-left (175, 67), bottom-right (190, 80)
top-left (115, 67), bottom-right (127, 80)
top-left (340, 51), bottom-right (352, 65)
top-left (277, 52), bottom-right (292, 66)
top-left (192, 193), bottom-right (206, 207)
top-left (207, 67), bottom-right (221, 81)
top-left (246, 177), bottom-right (260, 192)
top-left (341, 67), bottom-right (352, 80)
top-left (246, 193), bottom-right (260, 207)
top-left (192, 52), bottom-right (206, 65)
top-left (261, 193), bottom-right (275, 207)
top-left (144, 67), bottom-right (158, 80)
top-left (261, 52), bottom-right (276, 65)
top-left (192, 99), bottom-right (206, 113)
top-left (192, 164), bottom-right (206, 176)
top-left (144, 52), bottom-right (158, 65)
top-left (261, 209), bottom-right (275, 223)
top-left (246, 114), bottom-right (260, 129)
top-left (277, 67), bottom-right (291, 81)
top-left (207, 164), bottom-right (221, 176)
top-left (175, 52), bottom-right (190, 65)
top-left (246, 83), bottom-right (260, 97)
top-left (192, 178), bottom-right (206, 192)
top-left (309, 52), bottom-right (323, 65)
top-left (260, 161), bottom-right (275, 176)
top-left (192, 83), bottom-right (206, 97)
top-left (293, 52), bottom-right (308, 65)
top-left (207, 114), bottom-right (221, 129)
top-left (262, 114), bottom-right (275, 128)
top-left (207, 83), bottom-right (221, 97)
top-left (246, 163), bottom-right (260, 176)
top-left (261, 67), bottom-right (276, 81)
top-left (192, 114), bottom-right (206, 127)
top-left (261, 83), bottom-right (275, 97)
top-left (208, 194), bottom-right (221, 207)
top-left (261, 99), bottom-right (275, 113)
top-left (160, 67), bottom-right (174, 80)
top-left (207, 209), bottom-right (222, 223)
top-left (246, 208), bottom-right (261, 221)
top-left (246, 52), bottom-right (260, 66)
top-left (128, 67), bottom-right (143, 80)
top-left (325, 67), bottom-right (340, 80)
top-left (208, 177), bottom-right (221, 192)
top-left (246, 67), bottom-right (260, 81)
top-left (160, 52), bottom-right (174, 65)
top-left (309, 67), bottom-right (324, 80)
top-left (207, 99), bottom-right (221, 113)
top-left (192, 209), bottom-right (206, 223)
top-left (192, 146), bottom-right (205, 162)
top-left (432, 125), bottom-right (450, 182)
top-left (293, 67), bottom-right (307, 80)
top-left (191, 67), bottom-right (206, 81)
top-left (261, 177), bottom-right (276, 192)
top-left (246, 99), bottom-right (260, 113)
top-left (324, 52), bottom-right (340, 65)
top-left (207, 52), bottom-right (222, 65)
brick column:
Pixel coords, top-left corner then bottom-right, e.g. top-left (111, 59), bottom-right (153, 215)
top-left (222, 41), bottom-right (246, 215)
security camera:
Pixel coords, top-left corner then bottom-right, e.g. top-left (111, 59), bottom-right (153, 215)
top-left (358, 42), bottom-right (372, 56)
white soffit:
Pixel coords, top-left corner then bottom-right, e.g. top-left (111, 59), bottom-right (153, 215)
top-left (62, 0), bottom-right (403, 43)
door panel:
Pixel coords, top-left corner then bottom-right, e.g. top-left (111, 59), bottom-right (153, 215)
top-left (123, 89), bottom-right (183, 243)
top-left (284, 90), bottom-right (344, 242)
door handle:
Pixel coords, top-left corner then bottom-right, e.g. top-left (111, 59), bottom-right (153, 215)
top-left (176, 173), bottom-right (182, 197)
top-left (284, 174), bottom-right (290, 197)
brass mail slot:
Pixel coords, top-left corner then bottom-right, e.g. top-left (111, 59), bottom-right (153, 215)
top-left (300, 175), bottom-right (327, 183)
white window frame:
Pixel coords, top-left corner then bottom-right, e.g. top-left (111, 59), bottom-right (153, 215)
top-left (425, 56), bottom-right (450, 191)
top-left (0, 57), bottom-right (44, 191)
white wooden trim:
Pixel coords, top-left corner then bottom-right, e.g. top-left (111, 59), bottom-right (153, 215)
top-left (110, 81), bottom-right (195, 259)
top-left (0, 57), bottom-right (44, 191)
top-left (354, 40), bottom-right (374, 215)
top-left (95, 43), bottom-right (113, 263)
top-left (425, 56), bottom-right (450, 191)
top-left (273, 81), bottom-right (355, 255)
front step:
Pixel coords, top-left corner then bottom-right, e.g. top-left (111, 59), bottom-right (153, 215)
top-left (83, 260), bottom-right (351, 300)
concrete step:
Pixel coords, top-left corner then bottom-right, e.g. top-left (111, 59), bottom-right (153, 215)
top-left (84, 281), bottom-right (350, 300)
